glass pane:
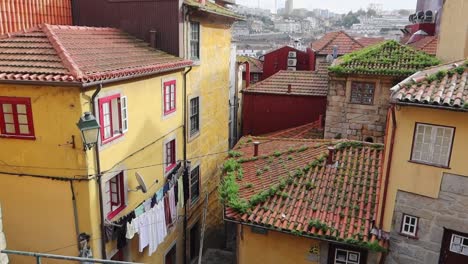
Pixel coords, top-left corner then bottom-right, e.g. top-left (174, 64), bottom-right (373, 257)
top-left (104, 126), bottom-right (111, 138)
top-left (453, 236), bottom-right (462, 244)
top-left (102, 102), bottom-right (109, 114)
top-left (18, 114), bottom-right (28, 124)
top-left (336, 250), bottom-right (347, 261)
top-left (16, 104), bottom-right (26, 114)
top-left (111, 99), bottom-right (121, 134)
top-left (2, 104), bottom-right (12, 113)
top-left (348, 252), bottom-right (359, 262)
top-left (19, 125), bottom-right (29, 134)
top-left (3, 113), bottom-right (13, 123)
top-left (5, 124), bottom-right (15, 133)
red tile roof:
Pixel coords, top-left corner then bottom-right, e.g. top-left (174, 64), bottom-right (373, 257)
top-left (311, 31), bottom-right (363, 56)
top-left (264, 121), bottom-right (324, 139)
top-left (0, 24), bottom-right (192, 85)
top-left (0, 0), bottom-right (72, 35)
top-left (242, 70), bottom-right (328, 96)
top-left (329, 40), bottom-right (441, 77)
top-left (392, 60), bottom-right (468, 110)
top-left (407, 36), bottom-right (438, 56)
top-left (222, 137), bottom-right (388, 250)
top-left (237, 56), bottom-right (263, 73)
top-left (356, 37), bottom-right (385, 47)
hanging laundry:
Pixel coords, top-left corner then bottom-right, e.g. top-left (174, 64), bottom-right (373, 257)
top-left (103, 224), bottom-right (114, 243)
top-left (138, 212), bottom-right (150, 252)
top-left (156, 188), bottom-right (164, 202)
top-left (116, 212), bottom-right (134, 250)
top-left (126, 218), bottom-right (137, 240)
top-left (164, 194), bottom-right (172, 226)
top-left (134, 204), bottom-right (145, 217)
top-left (168, 186), bottom-right (177, 223)
top-left (143, 199), bottom-right (152, 212)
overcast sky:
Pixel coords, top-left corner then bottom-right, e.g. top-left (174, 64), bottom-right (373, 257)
top-left (236, 0), bottom-right (417, 14)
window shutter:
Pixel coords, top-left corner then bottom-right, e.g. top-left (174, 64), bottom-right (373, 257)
top-left (120, 96), bottom-right (128, 133)
top-left (102, 180), bottom-right (111, 218)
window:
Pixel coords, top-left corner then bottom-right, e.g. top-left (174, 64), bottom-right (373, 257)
top-left (401, 214), bottom-right (418, 237)
top-left (350, 82), bottom-right (375, 105)
top-left (252, 74), bottom-right (260, 83)
top-left (450, 234), bottom-right (468, 256)
top-left (103, 172), bottom-right (126, 220)
top-left (190, 22), bottom-right (200, 60)
top-left (334, 249), bottom-right (360, 264)
top-left (164, 81), bottom-right (176, 115)
top-left (0, 97), bottom-right (35, 138)
top-left (165, 244), bottom-right (176, 264)
top-left (165, 139), bottom-right (176, 171)
top-left (190, 97), bottom-right (199, 136)
top-left (189, 222), bottom-right (200, 262)
top-left (411, 123), bottom-right (454, 167)
top-left (98, 94), bottom-right (128, 143)
top-left (190, 166), bottom-right (200, 203)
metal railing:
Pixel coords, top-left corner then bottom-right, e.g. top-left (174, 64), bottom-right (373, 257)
top-left (0, 249), bottom-right (144, 264)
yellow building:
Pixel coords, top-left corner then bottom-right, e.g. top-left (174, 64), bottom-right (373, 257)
top-left (381, 61), bottom-right (468, 264)
top-left (0, 24), bottom-right (193, 263)
top-left (221, 136), bottom-right (389, 264)
top-left (436, 0), bottom-right (468, 62)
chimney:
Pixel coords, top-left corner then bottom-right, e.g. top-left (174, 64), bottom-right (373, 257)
top-left (287, 84), bottom-right (292, 93)
top-left (253, 141), bottom-right (260, 157)
top-left (306, 48), bottom-right (316, 71)
top-left (149, 30), bottom-right (157, 49)
top-left (327, 146), bottom-right (335, 165)
top-left (244, 62), bottom-right (251, 88)
top-left (332, 45), bottom-right (338, 59)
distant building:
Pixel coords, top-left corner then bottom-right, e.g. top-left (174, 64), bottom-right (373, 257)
top-left (285, 0), bottom-right (294, 15)
top-left (261, 46), bottom-right (315, 79)
top-left (274, 20), bottom-right (301, 33)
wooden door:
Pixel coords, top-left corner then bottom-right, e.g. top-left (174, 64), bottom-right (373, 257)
top-left (439, 228), bottom-right (468, 264)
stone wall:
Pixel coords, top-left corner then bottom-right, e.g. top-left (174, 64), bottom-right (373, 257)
top-left (0, 204), bottom-right (8, 264)
top-left (324, 75), bottom-right (393, 143)
top-left (386, 173), bottom-right (468, 264)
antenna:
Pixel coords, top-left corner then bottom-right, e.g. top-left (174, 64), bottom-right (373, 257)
top-left (129, 172), bottom-right (158, 193)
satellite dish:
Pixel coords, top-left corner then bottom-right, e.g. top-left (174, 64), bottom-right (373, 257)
top-left (131, 172), bottom-right (148, 193)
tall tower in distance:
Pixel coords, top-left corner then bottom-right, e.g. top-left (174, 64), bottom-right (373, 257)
top-left (286, 0), bottom-right (293, 15)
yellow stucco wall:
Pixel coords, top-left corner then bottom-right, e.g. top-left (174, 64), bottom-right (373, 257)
top-left (185, 18), bottom-right (231, 235)
top-left (436, 0), bottom-right (468, 62)
top-left (238, 225), bottom-right (321, 264)
top-left (381, 106), bottom-right (468, 230)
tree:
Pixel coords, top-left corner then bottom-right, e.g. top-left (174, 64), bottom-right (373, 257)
top-left (341, 12), bottom-right (360, 28)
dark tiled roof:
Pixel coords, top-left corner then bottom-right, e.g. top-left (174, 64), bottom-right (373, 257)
top-left (407, 36), bottom-right (438, 56)
top-left (0, 0), bottom-right (72, 35)
top-left (0, 24), bottom-right (192, 85)
top-left (237, 56), bottom-right (263, 73)
top-left (222, 137), bottom-right (388, 250)
top-left (242, 70), bottom-right (328, 96)
top-left (329, 40), bottom-right (440, 77)
top-left (311, 31), bottom-right (363, 56)
top-left (184, 0), bottom-right (244, 20)
top-left (392, 60), bottom-right (468, 110)
top-left (264, 121), bottom-right (324, 139)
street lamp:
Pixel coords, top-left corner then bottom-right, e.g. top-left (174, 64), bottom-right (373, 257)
top-left (76, 112), bottom-right (100, 150)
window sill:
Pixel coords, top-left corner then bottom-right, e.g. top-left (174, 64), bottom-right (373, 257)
top-left (101, 133), bottom-right (124, 146)
top-left (107, 205), bottom-right (126, 220)
top-left (399, 232), bottom-right (418, 240)
top-left (164, 109), bottom-right (177, 116)
top-left (408, 160), bottom-right (450, 169)
top-left (165, 163), bottom-right (177, 173)
top-left (188, 131), bottom-right (200, 142)
top-left (0, 134), bottom-right (36, 140)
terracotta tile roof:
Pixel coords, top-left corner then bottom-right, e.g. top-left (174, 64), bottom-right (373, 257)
top-left (237, 56), bottom-right (263, 73)
top-left (311, 31), bottom-right (363, 56)
top-left (407, 36), bottom-right (438, 56)
top-left (356, 37), bottom-right (385, 47)
top-left (242, 70), bottom-right (328, 96)
top-left (0, 24), bottom-right (192, 85)
top-left (222, 137), bottom-right (388, 250)
top-left (329, 40), bottom-right (441, 77)
top-left (0, 0), bottom-right (72, 35)
top-left (264, 121), bottom-right (324, 139)
top-left (184, 0), bottom-right (244, 20)
top-left (392, 60), bottom-right (468, 110)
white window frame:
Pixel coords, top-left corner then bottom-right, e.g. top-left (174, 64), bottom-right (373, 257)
top-left (97, 92), bottom-right (129, 145)
top-left (189, 22), bottom-right (200, 61)
top-left (401, 214), bottom-right (418, 237)
top-left (163, 134), bottom-right (178, 175)
top-left (101, 167), bottom-right (128, 220)
top-left (411, 123), bottom-right (455, 167)
top-left (120, 96), bottom-right (128, 133)
top-left (189, 96), bottom-right (200, 137)
top-left (450, 234), bottom-right (468, 256)
top-left (190, 164), bottom-right (201, 205)
top-left (334, 248), bottom-right (360, 264)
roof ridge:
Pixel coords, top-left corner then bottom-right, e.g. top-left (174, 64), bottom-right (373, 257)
top-left (314, 31), bottom-right (340, 52)
top-left (340, 30), bottom-right (363, 48)
top-left (41, 24), bottom-right (84, 79)
top-left (0, 26), bottom-right (42, 39)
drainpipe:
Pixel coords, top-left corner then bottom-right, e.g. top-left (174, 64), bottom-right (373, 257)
top-left (90, 83), bottom-right (106, 259)
top-left (182, 66), bottom-right (192, 264)
top-left (379, 104), bottom-right (397, 228)
top-left (69, 180), bottom-right (81, 252)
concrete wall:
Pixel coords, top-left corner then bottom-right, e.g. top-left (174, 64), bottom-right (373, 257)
top-left (0, 204), bottom-right (8, 264)
top-left (324, 75), bottom-right (394, 143)
top-left (386, 173), bottom-right (468, 264)
top-left (436, 0), bottom-right (468, 62)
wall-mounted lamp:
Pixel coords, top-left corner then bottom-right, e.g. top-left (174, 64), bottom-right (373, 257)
top-left (76, 112), bottom-right (100, 150)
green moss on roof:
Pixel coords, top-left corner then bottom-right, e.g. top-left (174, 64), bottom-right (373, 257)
top-left (329, 40), bottom-right (440, 76)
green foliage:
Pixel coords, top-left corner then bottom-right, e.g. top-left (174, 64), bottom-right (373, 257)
top-left (223, 159), bottom-right (241, 173)
top-left (244, 183), bottom-right (253, 188)
top-left (297, 146), bottom-right (309, 152)
top-left (455, 66), bottom-right (465, 75)
top-left (228, 150), bottom-right (243, 158)
top-left (256, 169), bottom-right (262, 176)
top-left (287, 155), bottom-right (293, 160)
top-left (308, 219), bottom-right (328, 231)
top-left (435, 70), bottom-right (447, 80)
top-left (273, 151), bottom-right (282, 157)
top-left (219, 171), bottom-right (249, 213)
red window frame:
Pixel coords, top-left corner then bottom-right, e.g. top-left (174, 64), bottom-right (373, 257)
top-left (107, 172), bottom-right (126, 220)
top-left (165, 139), bottom-right (176, 172)
top-left (163, 80), bottom-right (176, 115)
top-left (0, 96), bottom-right (35, 139)
top-left (98, 94), bottom-right (123, 144)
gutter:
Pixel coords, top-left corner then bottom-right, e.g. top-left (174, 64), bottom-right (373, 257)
top-left (394, 101), bottom-right (468, 113)
top-left (182, 66), bottom-right (192, 264)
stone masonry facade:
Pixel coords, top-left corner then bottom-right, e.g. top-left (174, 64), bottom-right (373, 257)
top-left (0, 204), bottom-right (8, 264)
top-left (324, 75), bottom-right (394, 143)
top-left (387, 173), bottom-right (468, 264)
